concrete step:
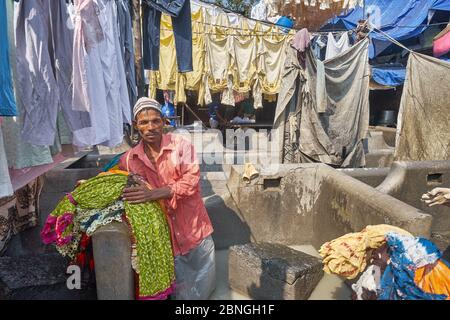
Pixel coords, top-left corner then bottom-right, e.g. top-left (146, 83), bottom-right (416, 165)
top-left (0, 253), bottom-right (96, 300)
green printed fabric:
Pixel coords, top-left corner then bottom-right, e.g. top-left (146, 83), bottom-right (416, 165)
top-left (44, 173), bottom-right (175, 298)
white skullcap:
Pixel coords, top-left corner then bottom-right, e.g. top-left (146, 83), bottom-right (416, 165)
top-left (133, 97), bottom-right (162, 120)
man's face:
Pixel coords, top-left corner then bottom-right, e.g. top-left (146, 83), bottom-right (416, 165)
top-left (134, 109), bottom-right (164, 145)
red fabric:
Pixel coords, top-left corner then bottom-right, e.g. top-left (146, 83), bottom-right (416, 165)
top-left (433, 30), bottom-right (450, 57)
top-left (119, 133), bottom-right (213, 256)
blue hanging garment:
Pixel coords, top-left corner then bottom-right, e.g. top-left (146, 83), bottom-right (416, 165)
top-left (0, 0), bottom-right (17, 117)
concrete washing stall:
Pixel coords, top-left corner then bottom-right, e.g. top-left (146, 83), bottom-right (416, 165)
top-left (4, 148), bottom-right (448, 299)
top-left (91, 159), bottom-right (450, 300)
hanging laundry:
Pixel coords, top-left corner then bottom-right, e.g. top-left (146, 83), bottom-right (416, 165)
top-left (433, 24), bottom-right (450, 57)
top-left (2, 0), bottom-right (53, 169)
top-left (72, 0), bottom-right (131, 147)
top-left (325, 32), bottom-right (350, 60)
top-left (255, 25), bottom-right (291, 108)
top-left (250, 0), bottom-right (279, 21)
top-left (116, 0), bottom-right (138, 111)
top-left (97, 0), bottom-right (132, 123)
top-left (0, 0), bottom-right (17, 117)
top-left (204, 12), bottom-right (234, 106)
top-left (394, 53), bottom-right (450, 161)
top-left (231, 19), bottom-right (259, 94)
top-left (311, 35), bottom-right (326, 60)
top-left (319, 224), bottom-right (412, 279)
top-left (296, 38), bottom-right (369, 167)
top-left (14, 0), bottom-right (60, 146)
top-left (143, 0), bottom-right (193, 73)
top-left (185, 8), bottom-right (206, 104)
top-left (292, 28), bottom-right (311, 53)
top-left (251, 0), bottom-right (269, 21)
top-left (0, 120), bottom-right (13, 199)
top-left (147, 9), bottom-right (194, 105)
top-left (49, 0), bottom-right (92, 145)
top-left (14, 0), bottom-right (92, 147)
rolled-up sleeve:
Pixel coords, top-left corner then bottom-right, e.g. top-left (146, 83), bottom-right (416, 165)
top-left (167, 141), bottom-right (200, 210)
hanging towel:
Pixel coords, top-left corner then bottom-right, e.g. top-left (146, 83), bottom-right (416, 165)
top-left (325, 32), bottom-right (350, 60)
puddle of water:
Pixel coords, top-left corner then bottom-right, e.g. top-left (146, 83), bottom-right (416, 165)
top-left (289, 245), bottom-right (351, 300)
top-left (210, 246), bottom-right (351, 300)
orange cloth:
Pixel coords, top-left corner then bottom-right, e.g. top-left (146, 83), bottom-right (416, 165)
top-left (119, 133), bottom-right (213, 256)
top-left (415, 260), bottom-right (450, 299)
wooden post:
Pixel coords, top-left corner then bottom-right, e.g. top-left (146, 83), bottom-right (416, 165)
top-left (184, 103), bottom-right (203, 123)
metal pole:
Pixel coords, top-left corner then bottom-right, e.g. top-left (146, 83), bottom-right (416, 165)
top-left (182, 103), bottom-right (185, 126)
top-left (363, 0), bottom-right (366, 19)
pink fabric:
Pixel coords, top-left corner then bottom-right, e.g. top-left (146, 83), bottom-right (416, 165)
top-left (433, 30), bottom-right (450, 57)
top-left (138, 282), bottom-right (176, 300)
top-left (292, 28), bottom-right (311, 53)
top-left (119, 133), bottom-right (214, 256)
top-left (66, 192), bottom-right (78, 205)
top-left (9, 153), bottom-right (67, 191)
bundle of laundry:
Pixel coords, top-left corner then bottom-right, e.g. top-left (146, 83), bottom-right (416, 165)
top-left (320, 225), bottom-right (450, 300)
top-left (41, 170), bottom-right (175, 300)
top-left (319, 224), bottom-right (412, 279)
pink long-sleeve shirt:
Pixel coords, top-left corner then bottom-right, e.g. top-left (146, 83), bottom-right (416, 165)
top-left (119, 133), bottom-right (213, 256)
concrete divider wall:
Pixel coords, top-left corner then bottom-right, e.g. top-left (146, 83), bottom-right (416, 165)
top-left (312, 165), bottom-right (432, 248)
top-left (225, 164), bottom-right (432, 250)
top-left (376, 161), bottom-right (450, 249)
top-left (337, 167), bottom-right (390, 187)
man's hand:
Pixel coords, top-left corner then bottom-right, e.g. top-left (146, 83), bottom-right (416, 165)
top-left (122, 179), bottom-right (172, 204)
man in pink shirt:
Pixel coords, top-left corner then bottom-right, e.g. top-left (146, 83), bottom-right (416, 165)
top-left (120, 97), bottom-right (216, 300)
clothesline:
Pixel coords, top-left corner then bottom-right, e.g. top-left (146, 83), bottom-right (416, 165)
top-left (371, 27), bottom-right (413, 53)
top-left (160, 27), bottom-right (293, 37)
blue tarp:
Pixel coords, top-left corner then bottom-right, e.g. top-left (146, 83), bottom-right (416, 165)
top-left (371, 56), bottom-right (450, 86)
top-left (324, 0), bottom-right (450, 58)
top-left (432, 0), bottom-right (450, 11)
top-left (372, 66), bottom-right (406, 86)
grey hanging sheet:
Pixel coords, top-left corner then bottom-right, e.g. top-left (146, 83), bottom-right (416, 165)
top-left (394, 53), bottom-right (450, 161)
top-left (275, 38), bottom-right (370, 167)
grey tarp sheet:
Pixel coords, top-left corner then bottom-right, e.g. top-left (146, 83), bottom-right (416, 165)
top-left (274, 38), bottom-right (370, 167)
top-left (273, 45), bottom-right (302, 164)
top-left (394, 53), bottom-right (450, 161)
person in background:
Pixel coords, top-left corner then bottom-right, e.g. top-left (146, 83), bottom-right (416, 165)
top-left (120, 97), bottom-right (216, 300)
top-left (207, 94), bottom-right (226, 129)
top-left (162, 90), bottom-right (176, 127)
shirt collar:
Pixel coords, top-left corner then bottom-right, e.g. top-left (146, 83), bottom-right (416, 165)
top-left (131, 133), bottom-right (175, 160)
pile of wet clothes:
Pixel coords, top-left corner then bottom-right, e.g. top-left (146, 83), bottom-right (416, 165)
top-left (320, 225), bottom-right (450, 300)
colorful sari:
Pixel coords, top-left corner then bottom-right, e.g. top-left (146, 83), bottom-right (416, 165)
top-left (41, 171), bottom-right (175, 299)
